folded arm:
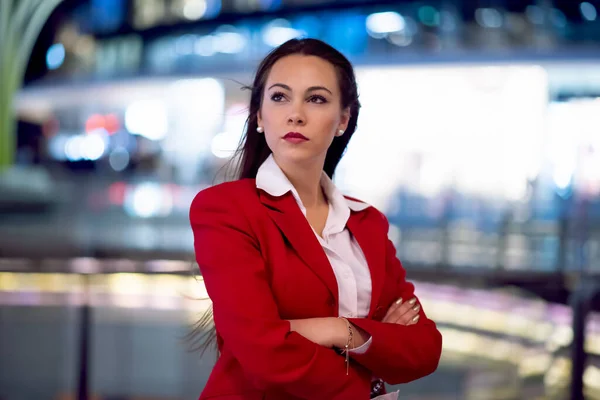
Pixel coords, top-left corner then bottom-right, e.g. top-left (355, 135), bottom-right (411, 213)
top-left (348, 213), bottom-right (443, 385)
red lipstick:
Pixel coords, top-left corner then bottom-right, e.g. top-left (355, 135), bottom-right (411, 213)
top-left (283, 132), bottom-right (309, 143)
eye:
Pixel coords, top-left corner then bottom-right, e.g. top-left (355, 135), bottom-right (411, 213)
top-left (308, 95), bottom-right (327, 104)
top-left (270, 91), bottom-right (286, 102)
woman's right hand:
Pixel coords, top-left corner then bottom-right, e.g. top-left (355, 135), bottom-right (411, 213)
top-left (381, 297), bottom-right (420, 325)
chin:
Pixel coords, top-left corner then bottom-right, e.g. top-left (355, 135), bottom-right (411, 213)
top-left (276, 148), bottom-right (322, 165)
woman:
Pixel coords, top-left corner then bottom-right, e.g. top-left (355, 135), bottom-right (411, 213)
top-left (190, 38), bottom-right (442, 400)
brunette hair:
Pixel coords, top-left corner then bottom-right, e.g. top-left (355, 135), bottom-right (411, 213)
top-left (189, 38), bottom-right (361, 358)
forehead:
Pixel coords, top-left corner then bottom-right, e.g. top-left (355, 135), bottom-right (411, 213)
top-left (266, 55), bottom-right (339, 90)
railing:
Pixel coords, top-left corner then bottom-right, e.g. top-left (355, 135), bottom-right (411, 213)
top-left (570, 277), bottom-right (600, 400)
top-left (1, 256), bottom-right (599, 399)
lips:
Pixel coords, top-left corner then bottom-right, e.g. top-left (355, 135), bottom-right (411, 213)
top-left (283, 132), bottom-right (309, 140)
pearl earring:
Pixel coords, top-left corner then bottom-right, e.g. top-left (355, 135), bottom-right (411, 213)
top-left (337, 129), bottom-right (345, 136)
top-left (256, 126), bottom-right (264, 133)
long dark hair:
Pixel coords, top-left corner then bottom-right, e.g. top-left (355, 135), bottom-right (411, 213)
top-left (189, 38), bottom-right (361, 358)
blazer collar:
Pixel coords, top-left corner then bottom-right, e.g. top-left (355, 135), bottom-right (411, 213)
top-left (256, 154), bottom-right (370, 214)
top-left (258, 190), bottom-right (386, 318)
top-left (259, 190), bottom-right (339, 305)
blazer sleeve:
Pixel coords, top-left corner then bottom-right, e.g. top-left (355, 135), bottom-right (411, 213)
top-left (347, 212), bottom-right (443, 385)
top-left (190, 188), bottom-right (366, 398)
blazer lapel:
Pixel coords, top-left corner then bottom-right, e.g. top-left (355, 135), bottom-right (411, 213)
top-left (259, 190), bottom-right (339, 307)
top-left (347, 211), bottom-right (386, 318)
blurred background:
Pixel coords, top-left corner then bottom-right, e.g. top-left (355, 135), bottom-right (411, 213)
top-left (1, 0), bottom-right (600, 399)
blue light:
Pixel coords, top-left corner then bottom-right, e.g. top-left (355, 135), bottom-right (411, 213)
top-left (46, 43), bottom-right (65, 70)
top-left (207, 0), bottom-right (222, 18)
top-left (580, 2), bottom-right (597, 21)
top-left (294, 15), bottom-right (321, 38)
top-left (91, 0), bottom-right (126, 33)
top-left (259, 0), bottom-right (282, 11)
top-left (418, 6), bottom-right (440, 27)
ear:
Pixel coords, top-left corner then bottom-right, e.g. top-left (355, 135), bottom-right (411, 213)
top-left (339, 107), bottom-right (351, 131)
top-left (257, 110), bottom-right (263, 127)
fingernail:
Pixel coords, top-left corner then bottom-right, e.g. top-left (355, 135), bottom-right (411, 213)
top-left (395, 298), bottom-right (403, 305)
top-left (413, 304), bottom-right (420, 312)
top-left (408, 298), bottom-right (417, 305)
top-left (412, 315), bottom-right (420, 322)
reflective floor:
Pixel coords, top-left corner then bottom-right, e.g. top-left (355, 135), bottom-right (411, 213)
top-left (3, 270), bottom-right (598, 400)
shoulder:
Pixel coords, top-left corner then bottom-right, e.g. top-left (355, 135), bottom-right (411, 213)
top-left (343, 194), bottom-right (370, 209)
top-left (193, 179), bottom-right (256, 201)
top-left (343, 194), bottom-right (389, 225)
top-left (190, 179), bottom-right (257, 216)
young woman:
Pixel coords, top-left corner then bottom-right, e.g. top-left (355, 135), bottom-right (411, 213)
top-left (190, 38), bottom-right (442, 400)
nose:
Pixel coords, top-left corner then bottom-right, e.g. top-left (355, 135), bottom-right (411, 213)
top-left (287, 103), bottom-right (306, 126)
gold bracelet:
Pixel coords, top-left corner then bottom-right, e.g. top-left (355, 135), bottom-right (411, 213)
top-left (338, 317), bottom-right (354, 375)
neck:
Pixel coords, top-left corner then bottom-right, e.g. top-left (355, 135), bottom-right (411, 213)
top-left (274, 155), bottom-right (326, 208)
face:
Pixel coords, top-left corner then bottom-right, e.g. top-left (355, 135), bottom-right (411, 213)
top-left (257, 54), bottom-right (350, 168)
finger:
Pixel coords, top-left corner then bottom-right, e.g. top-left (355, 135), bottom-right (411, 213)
top-left (407, 314), bottom-right (420, 325)
top-left (396, 303), bottom-right (420, 325)
top-left (391, 301), bottom-right (420, 325)
top-left (382, 298), bottom-right (403, 323)
top-left (387, 298), bottom-right (416, 322)
top-left (396, 298), bottom-right (417, 315)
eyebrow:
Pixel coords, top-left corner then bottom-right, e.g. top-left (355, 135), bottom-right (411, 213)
top-left (267, 83), bottom-right (333, 95)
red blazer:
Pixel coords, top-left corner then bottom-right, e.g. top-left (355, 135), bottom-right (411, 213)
top-left (190, 179), bottom-right (442, 400)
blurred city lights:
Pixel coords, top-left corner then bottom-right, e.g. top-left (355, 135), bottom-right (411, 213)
top-left (195, 35), bottom-right (216, 56)
top-left (581, 2), bottom-right (598, 21)
top-left (366, 12), bottom-right (406, 38)
top-left (175, 34), bottom-right (196, 55)
top-left (85, 113), bottom-right (120, 134)
top-left (125, 183), bottom-right (173, 218)
top-left (64, 132), bottom-right (107, 161)
top-left (182, 0), bottom-right (207, 20)
top-left (262, 19), bottom-right (305, 47)
top-left (213, 26), bottom-right (247, 54)
top-left (81, 131), bottom-right (107, 160)
top-left (109, 147), bottom-right (130, 171)
top-left (259, 0), bottom-right (282, 11)
top-left (550, 8), bottom-right (567, 28)
top-left (387, 32), bottom-right (413, 47)
top-left (125, 99), bottom-right (168, 141)
top-left (475, 8), bottom-right (503, 29)
top-left (439, 10), bottom-right (457, 32)
top-left (48, 134), bottom-right (69, 161)
top-left (418, 6), bottom-right (440, 27)
top-left (46, 43), bottom-right (65, 70)
top-left (585, 365), bottom-right (600, 390)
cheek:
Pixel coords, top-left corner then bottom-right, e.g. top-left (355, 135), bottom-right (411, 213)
top-left (314, 111), bottom-right (340, 135)
top-left (261, 100), bottom-right (284, 117)
top-left (264, 131), bottom-right (278, 150)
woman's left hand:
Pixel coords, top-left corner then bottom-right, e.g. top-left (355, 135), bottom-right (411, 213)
top-left (382, 297), bottom-right (420, 325)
